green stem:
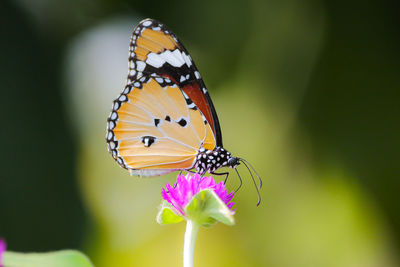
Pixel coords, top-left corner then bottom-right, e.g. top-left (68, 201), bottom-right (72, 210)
top-left (183, 220), bottom-right (200, 267)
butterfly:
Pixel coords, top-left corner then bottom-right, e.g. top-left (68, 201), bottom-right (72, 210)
top-left (106, 18), bottom-right (261, 203)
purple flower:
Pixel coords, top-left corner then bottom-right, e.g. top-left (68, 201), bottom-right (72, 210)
top-left (162, 173), bottom-right (235, 216)
top-left (0, 239), bottom-right (6, 266)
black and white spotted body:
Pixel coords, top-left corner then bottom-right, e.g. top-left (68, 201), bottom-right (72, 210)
top-left (194, 147), bottom-right (239, 175)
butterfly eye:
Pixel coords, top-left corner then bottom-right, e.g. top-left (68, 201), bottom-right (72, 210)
top-left (227, 157), bottom-right (239, 167)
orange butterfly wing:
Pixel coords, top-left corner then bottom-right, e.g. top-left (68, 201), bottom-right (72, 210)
top-left (107, 77), bottom-right (216, 176)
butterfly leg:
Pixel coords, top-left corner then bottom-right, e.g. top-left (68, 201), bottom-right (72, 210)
top-left (213, 170), bottom-right (243, 193)
top-left (174, 170), bottom-right (185, 188)
top-left (194, 168), bottom-right (211, 192)
top-left (211, 171), bottom-right (229, 184)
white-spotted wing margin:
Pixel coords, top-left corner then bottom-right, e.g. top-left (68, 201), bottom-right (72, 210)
top-left (129, 169), bottom-right (174, 177)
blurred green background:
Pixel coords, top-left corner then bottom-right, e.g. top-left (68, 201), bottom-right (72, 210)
top-left (1, 0), bottom-right (399, 266)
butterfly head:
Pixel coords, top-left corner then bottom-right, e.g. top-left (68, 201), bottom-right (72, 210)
top-left (227, 156), bottom-right (240, 168)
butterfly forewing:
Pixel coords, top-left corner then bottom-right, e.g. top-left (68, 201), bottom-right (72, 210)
top-left (107, 77), bottom-right (216, 175)
top-left (128, 18), bottom-right (223, 146)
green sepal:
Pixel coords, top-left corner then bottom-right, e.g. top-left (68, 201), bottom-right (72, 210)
top-left (156, 200), bottom-right (184, 225)
top-left (3, 250), bottom-right (94, 267)
top-left (185, 189), bottom-right (235, 227)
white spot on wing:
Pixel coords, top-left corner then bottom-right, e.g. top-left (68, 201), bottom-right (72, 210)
top-left (142, 20), bottom-right (152, 27)
top-left (136, 61), bottom-right (146, 71)
top-left (155, 77), bottom-right (164, 83)
top-left (110, 141), bottom-right (116, 149)
top-left (146, 52), bottom-right (165, 68)
top-left (108, 121), bottom-right (115, 129)
top-left (160, 50), bottom-right (184, 67)
top-left (182, 52), bottom-right (192, 67)
top-left (194, 71), bottom-right (201, 79)
top-left (171, 49), bottom-right (185, 66)
top-left (181, 91), bottom-right (190, 99)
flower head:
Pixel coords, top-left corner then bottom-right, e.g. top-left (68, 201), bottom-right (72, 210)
top-left (162, 173), bottom-right (235, 217)
top-left (0, 239), bottom-right (6, 265)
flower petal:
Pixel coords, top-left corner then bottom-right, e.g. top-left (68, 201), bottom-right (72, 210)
top-left (160, 172), bottom-right (236, 222)
top-left (0, 238), bottom-right (6, 265)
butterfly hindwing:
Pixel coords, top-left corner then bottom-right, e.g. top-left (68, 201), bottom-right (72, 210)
top-left (128, 18), bottom-right (223, 146)
top-left (106, 77), bottom-right (216, 176)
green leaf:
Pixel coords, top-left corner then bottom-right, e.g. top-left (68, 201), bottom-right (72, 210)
top-left (156, 200), bottom-right (184, 225)
top-left (3, 250), bottom-right (94, 267)
top-left (185, 189), bottom-right (235, 227)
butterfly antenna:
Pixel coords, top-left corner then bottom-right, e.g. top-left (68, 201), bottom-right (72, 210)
top-left (239, 159), bottom-right (261, 206)
top-left (234, 168), bottom-right (243, 193)
top-left (239, 158), bottom-right (262, 189)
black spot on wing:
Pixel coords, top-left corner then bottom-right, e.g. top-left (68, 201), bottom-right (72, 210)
top-left (165, 115), bottom-right (171, 122)
top-left (177, 118), bottom-right (187, 127)
top-left (154, 118), bottom-right (160, 127)
top-left (141, 136), bottom-right (156, 147)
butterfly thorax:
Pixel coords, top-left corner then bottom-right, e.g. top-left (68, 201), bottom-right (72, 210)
top-left (194, 147), bottom-right (238, 175)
